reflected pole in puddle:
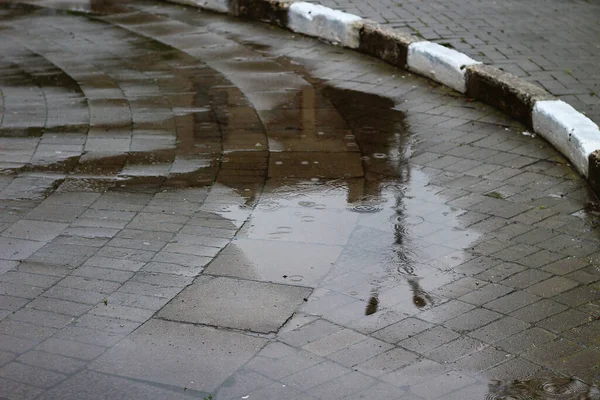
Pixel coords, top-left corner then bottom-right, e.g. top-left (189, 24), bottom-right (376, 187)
top-left (324, 88), bottom-right (435, 316)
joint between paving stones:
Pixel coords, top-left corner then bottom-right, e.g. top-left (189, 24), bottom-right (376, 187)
top-left (164, 0), bottom-right (600, 196)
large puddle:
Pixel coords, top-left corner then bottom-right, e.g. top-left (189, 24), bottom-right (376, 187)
top-left (0, 1), bottom-right (599, 398)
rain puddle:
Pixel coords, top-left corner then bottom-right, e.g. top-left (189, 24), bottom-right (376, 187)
top-left (0, 2), bottom-right (598, 398)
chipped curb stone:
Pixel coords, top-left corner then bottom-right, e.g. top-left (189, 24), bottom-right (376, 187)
top-left (357, 21), bottom-right (420, 69)
top-left (465, 64), bottom-right (554, 128)
top-left (164, 0), bottom-right (600, 194)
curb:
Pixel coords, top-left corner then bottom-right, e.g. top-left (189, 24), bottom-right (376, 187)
top-left (166, 0), bottom-right (600, 195)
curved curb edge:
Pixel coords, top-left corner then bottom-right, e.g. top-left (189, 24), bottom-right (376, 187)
top-left (166, 0), bottom-right (600, 195)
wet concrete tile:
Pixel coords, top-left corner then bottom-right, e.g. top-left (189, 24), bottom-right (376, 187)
top-left (410, 370), bottom-right (476, 400)
top-left (0, 361), bottom-right (67, 389)
top-left (158, 275), bottom-right (311, 333)
top-left (0, 237), bottom-right (46, 260)
top-left (90, 319), bottom-right (266, 392)
top-left (204, 238), bottom-right (341, 287)
top-left (242, 205), bottom-right (358, 246)
top-left (2, 219), bottom-right (68, 242)
top-left (38, 370), bottom-right (195, 400)
top-left (0, 375), bottom-right (43, 400)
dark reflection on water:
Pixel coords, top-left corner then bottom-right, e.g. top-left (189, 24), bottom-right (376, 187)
top-left (487, 377), bottom-right (600, 399)
top-left (321, 86), bottom-right (435, 314)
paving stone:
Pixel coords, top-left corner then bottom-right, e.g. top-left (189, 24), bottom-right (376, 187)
top-left (35, 337), bottom-right (106, 361)
top-left (2, 220), bottom-right (68, 242)
top-left (159, 276), bottom-right (311, 333)
top-left (83, 256), bottom-right (146, 272)
top-left (469, 316), bottom-right (530, 344)
top-left (417, 300), bottom-right (475, 324)
top-left (380, 358), bottom-right (447, 387)
top-left (452, 347), bottom-right (509, 373)
top-left (495, 327), bottom-right (557, 354)
top-left (444, 308), bottom-right (502, 332)
top-left (17, 350), bottom-right (86, 375)
top-left (475, 262), bottom-right (526, 282)
top-left (38, 370), bottom-right (193, 400)
top-left (510, 299), bottom-right (569, 323)
top-left (0, 271), bottom-right (60, 288)
top-left (308, 371), bottom-right (376, 400)
top-left (547, 349), bottom-right (600, 383)
top-left (54, 326), bottom-right (126, 348)
top-left (521, 338), bottom-right (581, 365)
top-left (279, 319), bottom-right (343, 347)
top-left (484, 290), bottom-right (541, 313)
top-left (458, 283), bottom-right (513, 306)
top-left (0, 295), bottom-right (29, 312)
top-left (0, 333), bottom-right (38, 354)
top-left (8, 308), bottom-right (74, 329)
top-left (410, 370), bottom-right (477, 400)
top-left (326, 336), bottom-right (393, 367)
top-left (399, 326), bottom-right (461, 354)
top-left (205, 239), bottom-right (341, 287)
top-left (0, 376), bottom-right (44, 400)
top-left (58, 276), bottom-right (121, 294)
top-left (368, 317), bottom-right (429, 344)
top-left (90, 319), bottom-right (266, 392)
top-left (302, 329), bottom-right (366, 358)
top-left (1, 2), bottom-right (599, 396)
top-left (281, 360), bottom-right (350, 391)
top-left (553, 286), bottom-right (600, 307)
top-left (536, 309), bottom-right (591, 333)
top-left (0, 237), bottom-right (46, 260)
top-left (525, 276), bottom-right (580, 297)
top-left (216, 369), bottom-right (274, 400)
top-left (0, 361), bottom-right (67, 389)
top-left (246, 347), bottom-right (324, 381)
top-left (484, 357), bottom-right (543, 380)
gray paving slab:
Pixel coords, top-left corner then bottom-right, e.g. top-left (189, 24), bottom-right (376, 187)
top-left (90, 319), bottom-right (267, 393)
top-left (0, 1), bottom-right (598, 398)
top-left (158, 275), bottom-right (312, 333)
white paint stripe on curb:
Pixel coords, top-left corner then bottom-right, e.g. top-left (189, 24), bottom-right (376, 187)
top-left (172, 0), bottom-right (229, 13)
top-left (288, 2), bottom-right (362, 49)
top-left (407, 42), bottom-right (480, 93)
top-left (533, 100), bottom-right (600, 177)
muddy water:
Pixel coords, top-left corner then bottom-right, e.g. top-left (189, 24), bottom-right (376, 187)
top-left (0, 1), bottom-right (599, 399)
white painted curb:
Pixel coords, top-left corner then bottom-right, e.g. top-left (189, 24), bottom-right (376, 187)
top-left (407, 42), bottom-right (480, 93)
top-left (288, 2), bottom-right (362, 49)
top-left (172, 0), bottom-right (229, 13)
top-left (533, 100), bottom-right (600, 177)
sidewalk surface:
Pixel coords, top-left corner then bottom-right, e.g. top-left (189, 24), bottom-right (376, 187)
top-left (316, 0), bottom-right (600, 125)
top-left (0, 1), bottom-right (599, 399)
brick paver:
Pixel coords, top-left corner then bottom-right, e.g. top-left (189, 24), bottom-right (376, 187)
top-left (0, 1), bottom-right (599, 399)
top-left (314, 0), bottom-right (600, 125)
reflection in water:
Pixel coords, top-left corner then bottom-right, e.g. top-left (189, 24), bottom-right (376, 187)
top-left (365, 295), bottom-right (379, 315)
top-left (322, 87), bottom-right (434, 315)
top-left (487, 377), bottom-right (600, 399)
top-left (407, 277), bottom-right (434, 309)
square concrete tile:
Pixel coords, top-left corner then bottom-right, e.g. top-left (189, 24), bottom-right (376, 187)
top-left (204, 238), bottom-right (342, 287)
top-left (39, 370), bottom-right (199, 400)
top-left (90, 319), bottom-right (266, 392)
top-left (3, 220), bottom-right (68, 242)
top-left (158, 276), bottom-right (311, 333)
top-left (240, 206), bottom-right (358, 246)
top-left (0, 237), bottom-right (46, 260)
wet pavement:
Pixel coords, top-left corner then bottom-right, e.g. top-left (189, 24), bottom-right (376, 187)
top-left (0, 1), bottom-right (599, 399)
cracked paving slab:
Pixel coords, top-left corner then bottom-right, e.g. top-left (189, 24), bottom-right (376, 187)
top-left (0, 1), bottom-right (598, 399)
